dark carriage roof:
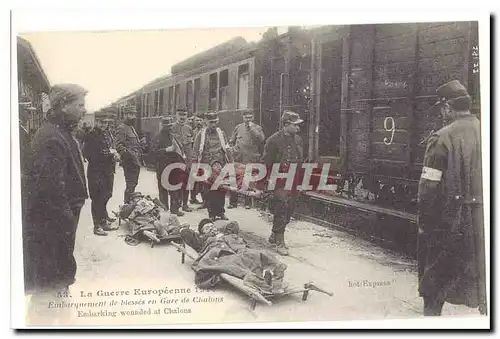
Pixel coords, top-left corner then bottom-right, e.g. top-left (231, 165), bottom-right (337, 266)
top-left (17, 36), bottom-right (51, 92)
top-left (170, 36), bottom-right (252, 74)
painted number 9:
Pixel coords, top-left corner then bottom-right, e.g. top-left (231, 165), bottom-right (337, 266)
top-left (383, 117), bottom-right (396, 145)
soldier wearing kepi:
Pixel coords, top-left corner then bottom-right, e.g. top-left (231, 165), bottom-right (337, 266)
top-left (228, 109), bottom-right (265, 209)
top-left (261, 110), bottom-right (304, 256)
top-left (83, 114), bottom-right (120, 236)
top-left (116, 106), bottom-right (145, 203)
top-left (417, 80), bottom-right (487, 316)
top-left (151, 115), bottom-right (188, 217)
top-left (193, 111), bottom-right (233, 220)
top-left (172, 107), bottom-right (194, 213)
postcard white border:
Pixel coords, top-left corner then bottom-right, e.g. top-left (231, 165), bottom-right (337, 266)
top-left (6, 5), bottom-right (492, 332)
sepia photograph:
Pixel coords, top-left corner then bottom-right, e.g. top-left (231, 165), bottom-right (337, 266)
top-left (10, 10), bottom-right (490, 329)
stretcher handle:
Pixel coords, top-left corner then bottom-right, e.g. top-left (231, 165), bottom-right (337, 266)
top-left (170, 242), bottom-right (197, 261)
top-left (220, 274), bottom-right (272, 306)
top-left (304, 282), bottom-right (333, 297)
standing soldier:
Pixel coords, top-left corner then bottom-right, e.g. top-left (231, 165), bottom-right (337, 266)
top-left (417, 80), bottom-right (486, 316)
top-left (261, 110), bottom-right (304, 256)
top-left (116, 106), bottom-right (144, 203)
top-left (23, 84), bottom-right (89, 303)
top-left (228, 109), bottom-right (265, 209)
top-left (172, 107), bottom-right (193, 213)
top-left (190, 115), bottom-right (206, 206)
top-left (151, 116), bottom-right (188, 217)
top-left (193, 111), bottom-right (233, 220)
top-left (83, 115), bottom-right (120, 236)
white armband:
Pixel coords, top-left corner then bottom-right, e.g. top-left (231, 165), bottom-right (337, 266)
top-left (421, 166), bottom-right (442, 182)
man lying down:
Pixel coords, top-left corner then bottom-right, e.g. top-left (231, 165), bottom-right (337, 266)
top-left (179, 218), bottom-right (289, 295)
top-left (118, 195), bottom-right (288, 294)
top-left (118, 192), bottom-right (186, 246)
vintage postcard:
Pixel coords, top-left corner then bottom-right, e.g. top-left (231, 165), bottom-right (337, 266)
top-left (10, 10), bottom-right (491, 329)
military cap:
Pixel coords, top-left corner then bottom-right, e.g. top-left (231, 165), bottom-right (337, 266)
top-left (176, 107), bottom-right (188, 116)
top-left (198, 218), bottom-right (214, 234)
top-left (241, 109), bottom-right (254, 117)
top-left (49, 83), bottom-right (88, 108)
top-left (281, 110), bottom-right (303, 124)
top-left (434, 80), bottom-right (470, 106)
top-left (161, 115), bottom-right (175, 126)
top-left (205, 111), bottom-right (219, 122)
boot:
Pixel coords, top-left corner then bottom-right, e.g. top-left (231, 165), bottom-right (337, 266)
top-left (175, 210), bottom-right (185, 217)
top-left (182, 205), bottom-right (193, 212)
top-left (94, 226), bottom-right (108, 236)
top-left (102, 222), bottom-right (119, 231)
top-left (275, 233), bottom-right (289, 256)
top-left (268, 232), bottom-right (276, 244)
top-left (218, 214), bottom-right (229, 220)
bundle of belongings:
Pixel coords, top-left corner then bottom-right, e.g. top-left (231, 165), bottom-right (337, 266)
top-left (179, 218), bottom-right (289, 295)
top-left (118, 192), bottom-right (187, 246)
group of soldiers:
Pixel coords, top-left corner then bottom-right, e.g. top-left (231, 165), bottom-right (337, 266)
top-left (20, 79), bottom-right (486, 317)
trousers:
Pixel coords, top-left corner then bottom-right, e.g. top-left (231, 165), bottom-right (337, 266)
top-left (123, 162), bottom-right (140, 202)
top-left (91, 195), bottom-right (111, 228)
top-left (271, 195), bottom-right (298, 234)
top-left (207, 190), bottom-right (226, 218)
top-left (156, 171), bottom-right (169, 209)
top-left (230, 191), bottom-right (251, 207)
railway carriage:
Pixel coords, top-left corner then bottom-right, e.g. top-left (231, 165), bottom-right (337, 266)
top-left (110, 21), bottom-right (481, 255)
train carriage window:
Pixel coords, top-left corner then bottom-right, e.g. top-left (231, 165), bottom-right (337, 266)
top-left (237, 63), bottom-right (249, 109)
top-left (159, 88), bottom-right (164, 116)
top-left (147, 92), bottom-right (153, 117)
top-left (168, 86), bottom-right (174, 114)
top-left (194, 78), bottom-right (200, 113)
top-left (154, 90), bottom-right (159, 116)
top-left (141, 94), bottom-right (146, 117)
top-left (174, 84), bottom-right (180, 112)
top-left (219, 70), bottom-right (229, 111)
top-left (209, 73), bottom-right (218, 110)
top-left (186, 80), bottom-right (193, 114)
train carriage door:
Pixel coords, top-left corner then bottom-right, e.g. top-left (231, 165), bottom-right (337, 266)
top-left (237, 64), bottom-right (249, 110)
top-left (319, 39), bottom-right (343, 158)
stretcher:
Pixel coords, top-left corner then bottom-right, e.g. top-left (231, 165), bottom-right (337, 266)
top-left (113, 210), bottom-right (183, 248)
top-left (169, 241), bottom-right (333, 310)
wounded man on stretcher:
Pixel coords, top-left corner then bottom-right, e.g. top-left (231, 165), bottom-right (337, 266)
top-left (179, 218), bottom-right (289, 295)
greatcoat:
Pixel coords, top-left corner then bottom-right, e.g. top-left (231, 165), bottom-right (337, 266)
top-left (417, 114), bottom-right (486, 309)
top-left (23, 118), bottom-right (88, 292)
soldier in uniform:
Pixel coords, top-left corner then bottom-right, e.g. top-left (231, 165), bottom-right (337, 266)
top-left (417, 80), bottom-right (486, 316)
top-left (228, 109), bottom-right (265, 209)
top-left (23, 84), bottom-right (89, 299)
top-left (261, 110), bottom-right (304, 256)
top-left (172, 107), bottom-right (193, 212)
top-left (116, 106), bottom-right (144, 203)
top-left (151, 116), bottom-right (188, 217)
top-left (191, 115), bottom-right (206, 206)
top-left (83, 116), bottom-right (120, 236)
top-left (193, 111), bottom-right (233, 220)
